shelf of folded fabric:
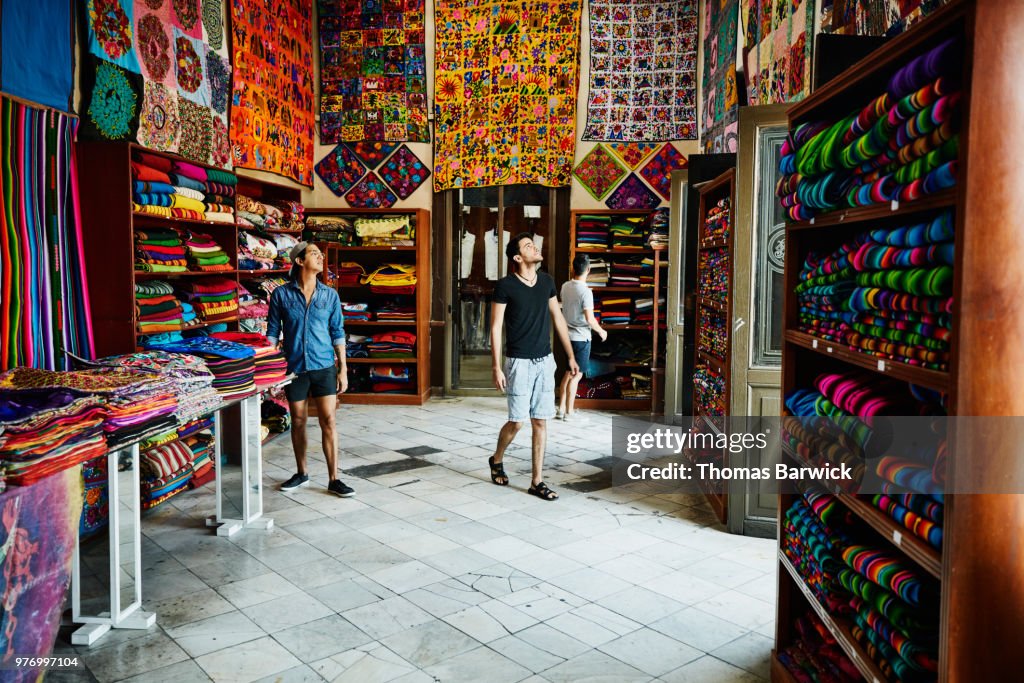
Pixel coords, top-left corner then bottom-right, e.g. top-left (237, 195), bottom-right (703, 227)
top-left (346, 358), bottom-right (417, 364)
top-left (132, 211), bottom-right (239, 228)
top-left (237, 268), bottom-right (289, 275)
top-left (780, 442), bottom-right (942, 579)
top-left (697, 297), bottom-right (727, 313)
top-left (785, 189), bottom-right (957, 231)
top-left (573, 247), bottom-right (653, 254)
top-left (343, 321), bottom-right (417, 327)
top-left (786, 330), bottom-right (950, 392)
top-left (134, 270), bottom-right (238, 278)
top-left (330, 245), bottom-right (417, 251)
top-left (778, 552), bottom-right (895, 683)
top-left (769, 652), bottom-right (801, 683)
top-left (138, 316), bottom-right (240, 334)
top-left (602, 324), bottom-right (653, 331)
top-left (697, 349), bottom-right (726, 368)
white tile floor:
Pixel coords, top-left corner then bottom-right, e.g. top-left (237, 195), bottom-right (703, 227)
top-left (55, 397), bottom-right (776, 683)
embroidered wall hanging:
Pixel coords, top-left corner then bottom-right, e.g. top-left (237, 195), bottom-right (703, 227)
top-left (79, 55), bottom-right (143, 142)
top-left (639, 143), bottom-right (687, 201)
top-left (86, 0), bottom-right (142, 73)
top-left (318, 0), bottom-right (429, 144)
top-left (606, 142), bottom-right (660, 170)
top-left (138, 81), bottom-right (180, 151)
top-left (0, 0), bottom-right (75, 111)
top-left (701, 0), bottom-right (740, 153)
top-left (820, 0), bottom-right (948, 37)
top-left (742, 0), bottom-right (814, 106)
top-left (346, 171), bottom-right (397, 208)
top-left (202, 0), bottom-right (224, 49)
top-left (573, 144), bottom-right (627, 201)
top-left (348, 141), bottom-right (399, 169)
top-left (230, 0), bottom-right (315, 186)
top-left (174, 28), bottom-right (210, 106)
top-left (379, 145), bottom-right (430, 200)
top-left (315, 144), bottom-right (368, 197)
top-left (433, 0), bottom-right (584, 191)
top-left (605, 173), bottom-right (661, 210)
top-left (583, 0), bottom-right (698, 142)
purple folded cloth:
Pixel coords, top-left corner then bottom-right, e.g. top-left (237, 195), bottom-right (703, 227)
top-left (888, 37), bottom-right (961, 100)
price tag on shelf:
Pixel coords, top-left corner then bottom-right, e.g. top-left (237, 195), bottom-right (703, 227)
top-left (891, 199), bottom-right (900, 211)
top-left (812, 339), bottom-right (818, 349)
top-left (810, 217), bottom-right (815, 225)
top-left (877, 360), bottom-right (886, 372)
top-left (893, 530), bottom-right (903, 546)
top-left (826, 346), bottom-right (833, 353)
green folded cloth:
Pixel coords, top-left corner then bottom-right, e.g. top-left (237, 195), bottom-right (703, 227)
top-left (136, 238), bottom-right (181, 247)
top-left (135, 281), bottom-right (174, 296)
top-left (192, 254), bottom-right (230, 266)
top-left (135, 262), bottom-right (187, 273)
top-left (194, 291), bottom-right (236, 303)
top-left (206, 169), bottom-right (238, 186)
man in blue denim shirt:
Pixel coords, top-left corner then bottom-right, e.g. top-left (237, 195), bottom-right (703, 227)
top-left (267, 242), bottom-right (355, 497)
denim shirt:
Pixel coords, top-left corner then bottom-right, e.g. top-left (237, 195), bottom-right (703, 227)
top-left (266, 280), bottom-right (345, 374)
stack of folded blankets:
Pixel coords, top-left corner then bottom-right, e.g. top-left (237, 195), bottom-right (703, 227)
top-left (131, 154), bottom-right (212, 220)
top-left (346, 334), bottom-right (369, 358)
top-left (307, 216), bottom-right (356, 244)
top-left (238, 231), bottom-right (278, 271)
top-left (609, 216), bottom-right (647, 249)
top-left (376, 302), bottom-right (416, 322)
top-left (236, 195), bottom-right (283, 231)
top-left (211, 332), bottom-right (288, 386)
top-left (270, 233), bottom-right (300, 269)
top-left (591, 336), bottom-right (651, 365)
top-left (238, 282), bottom-right (269, 333)
top-left (184, 231), bottom-right (232, 272)
top-left (354, 215), bottom-right (414, 246)
top-left (342, 302), bottom-right (371, 321)
top-left (609, 258), bottom-right (644, 286)
top-left (93, 351), bottom-right (222, 424)
top-left (338, 262), bottom-right (366, 287)
top-left (585, 258), bottom-right (609, 287)
top-left (134, 228), bottom-right (187, 273)
top-left (201, 168), bottom-right (237, 224)
top-left (639, 257), bottom-right (656, 286)
top-left (634, 297), bottom-right (654, 325)
top-left (598, 296), bottom-right (632, 324)
top-left (145, 336), bottom-right (256, 398)
top-left (576, 215), bottom-right (610, 248)
top-left (362, 263), bottom-right (416, 294)
top-left (274, 201), bottom-right (305, 232)
top-left (0, 384), bottom-right (108, 486)
top-left (135, 281), bottom-right (184, 335)
top-left (648, 208), bottom-right (670, 249)
top-left (703, 198), bottom-right (731, 243)
top-left (261, 396), bottom-right (291, 439)
top-left (367, 331), bottom-right (415, 358)
top-left (179, 277), bottom-right (238, 323)
top-left (185, 430), bottom-right (216, 488)
top-left (370, 365), bottom-right (413, 393)
top-left (140, 440), bottom-right (196, 509)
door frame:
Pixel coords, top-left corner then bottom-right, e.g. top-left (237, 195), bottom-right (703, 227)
top-left (664, 169), bottom-right (690, 423)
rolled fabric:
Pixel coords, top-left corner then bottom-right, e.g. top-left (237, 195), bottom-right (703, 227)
top-left (842, 545), bottom-right (937, 607)
top-left (136, 152), bottom-right (174, 172)
top-left (869, 211), bottom-right (954, 247)
top-left (887, 36), bottom-right (961, 100)
top-left (169, 173), bottom-right (206, 192)
top-left (133, 192), bottom-right (173, 207)
top-left (173, 186), bottom-right (206, 202)
top-left (169, 194), bottom-right (207, 213)
top-left (133, 180), bottom-right (175, 195)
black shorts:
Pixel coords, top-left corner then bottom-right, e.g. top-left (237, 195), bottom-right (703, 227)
top-left (285, 366), bottom-right (338, 402)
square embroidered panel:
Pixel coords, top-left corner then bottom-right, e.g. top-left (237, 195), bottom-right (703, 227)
top-left (573, 144), bottom-right (627, 201)
top-left (606, 142), bottom-right (660, 170)
top-left (378, 145), bottom-right (431, 200)
top-left (230, 0), bottom-right (315, 185)
top-left (742, 0), bottom-right (814, 106)
top-left (315, 144), bottom-right (368, 197)
top-left (318, 0), bottom-right (429, 144)
top-left (639, 143), bottom-right (687, 201)
top-left (701, 0), bottom-right (739, 153)
top-left (347, 141), bottom-right (400, 168)
top-left (605, 172), bottom-right (660, 210)
top-left (433, 0), bottom-right (583, 191)
top-left (582, 0), bottom-right (698, 142)
top-left (346, 171), bottom-right (398, 208)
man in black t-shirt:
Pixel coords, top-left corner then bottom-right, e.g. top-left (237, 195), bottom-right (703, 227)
top-left (488, 232), bottom-right (579, 501)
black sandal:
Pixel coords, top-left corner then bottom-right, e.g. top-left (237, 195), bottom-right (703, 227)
top-left (528, 481), bottom-right (558, 501)
top-left (488, 456), bottom-right (509, 486)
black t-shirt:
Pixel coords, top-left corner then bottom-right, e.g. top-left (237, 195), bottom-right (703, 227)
top-left (493, 272), bottom-right (557, 359)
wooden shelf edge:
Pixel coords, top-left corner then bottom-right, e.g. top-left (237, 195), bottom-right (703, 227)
top-left (573, 247), bottom-right (654, 254)
top-left (699, 238), bottom-right (730, 250)
top-left (785, 189), bottom-right (957, 231)
top-left (697, 349), bottom-right (727, 369)
top-left (785, 330), bottom-right (950, 392)
top-left (339, 392), bottom-right (424, 405)
top-left (697, 297), bottom-right (727, 313)
top-left (132, 211), bottom-right (239, 229)
top-left (778, 552), bottom-right (895, 683)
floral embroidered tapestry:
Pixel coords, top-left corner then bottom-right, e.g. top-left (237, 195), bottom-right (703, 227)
top-left (700, 0), bottom-right (739, 153)
top-left (742, 0), bottom-right (814, 106)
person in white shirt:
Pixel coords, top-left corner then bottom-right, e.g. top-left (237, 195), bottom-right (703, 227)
top-left (557, 254), bottom-right (607, 420)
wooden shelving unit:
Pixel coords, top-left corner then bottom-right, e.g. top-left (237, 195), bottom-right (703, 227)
top-left (774, 2), bottom-right (1024, 680)
top-left (308, 207), bottom-right (431, 406)
top-left (568, 210), bottom-right (668, 413)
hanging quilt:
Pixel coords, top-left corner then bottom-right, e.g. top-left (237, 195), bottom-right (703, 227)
top-left (171, 0), bottom-right (203, 38)
top-left (701, 0), bottom-right (740, 153)
top-left (79, 55), bottom-right (143, 142)
top-left (605, 172), bottom-right (661, 210)
top-left (138, 81), bottom-right (181, 152)
top-left (582, 0), bottom-right (698, 142)
top-left (0, 0), bottom-right (75, 111)
top-left (606, 142), bottom-right (660, 170)
top-left (378, 145), bottom-right (430, 200)
top-left (742, 0), bottom-right (814, 106)
top-left (174, 28), bottom-right (210, 106)
top-left (134, 3), bottom-right (175, 85)
top-left (573, 144), bottom-right (627, 201)
top-left (315, 144), bottom-right (368, 197)
top-left (639, 143), bottom-right (687, 201)
top-left (318, 0), bottom-right (430, 144)
top-left (203, 0), bottom-right (225, 49)
top-left (230, 0), bottom-right (315, 186)
top-left (346, 171), bottom-right (397, 208)
top-left (433, 0), bottom-right (583, 191)
top-left (86, 0), bottom-right (142, 73)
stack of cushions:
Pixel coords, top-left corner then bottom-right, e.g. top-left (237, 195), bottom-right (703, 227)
top-left (609, 258), bottom-right (644, 286)
top-left (794, 210), bottom-right (954, 371)
top-left (376, 302), bottom-right (415, 322)
top-left (238, 231), bottom-right (278, 270)
top-left (597, 296), bottom-right (632, 324)
top-left (135, 281), bottom-right (184, 334)
top-left (338, 262), bottom-right (366, 287)
top-left (586, 257), bottom-right (609, 286)
top-left (203, 168), bottom-right (237, 223)
top-left (699, 248), bottom-right (729, 302)
top-left (307, 216), bottom-right (356, 244)
top-left (576, 215), bottom-right (610, 248)
top-left (609, 216), bottom-right (646, 249)
top-left (648, 208), bottom-right (670, 249)
top-left (0, 385), bottom-right (108, 486)
top-left (693, 363), bottom-right (725, 415)
top-left (370, 365), bottom-right (413, 392)
top-left (367, 331), bottom-right (415, 358)
top-left (342, 302), bottom-right (371, 321)
top-left (354, 216), bottom-right (414, 246)
top-left (134, 228), bottom-right (187, 272)
top-left (211, 332), bottom-right (288, 385)
top-left (179, 277), bottom-right (238, 323)
top-left (184, 231), bottom-right (233, 273)
top-left (777, 38), bottom-right (962, 220)
top-left (704, 198), bottom-right (731, 242)
top-left (778, 612), bottom-right (861, 683)
top-left (145, 336), bottom-right (256, 398)
top-left (361, 264), bottom-right (416, 294)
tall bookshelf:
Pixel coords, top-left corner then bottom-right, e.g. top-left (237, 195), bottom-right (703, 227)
top-left (568, 210), bottom-right (667, 413)
top-left (75, 142), bottom-right (302, 357)
top-left (690, 169), bottom-right (735, 524)
top-left (772, 2), bottom-right (1024, 681)
top-left (307, 207), bottom-right (431, 405)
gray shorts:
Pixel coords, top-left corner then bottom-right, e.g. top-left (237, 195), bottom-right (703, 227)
top-left (505, 354), bottom-right (556, 422)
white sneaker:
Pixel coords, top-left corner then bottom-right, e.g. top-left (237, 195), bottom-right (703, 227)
top-left (555, 409), bottom-right (566, 421)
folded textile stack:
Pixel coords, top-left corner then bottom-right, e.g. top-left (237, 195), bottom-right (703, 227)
top-left (161, 160), bottom-right (209, 221)
top-left (346, 334), bottom-right (369, 358)
top-left (140, 440), bottom-right (194, 509)
top-left (639, 257), bottom-right (656, 287)
top-left (179, 277), bottom-right (238, 323)
top-left (609, 216), bottom-right (647, 249)
top-left (235, 195), bottom-right (281, 231)
top-left (362, 263), bottom-right (416, 294)
top-left (376, 302), bottom-right (415, 322)
top-left (270, 233), bottom-right (299, 269)
top-left (367, 331), bottom-right (415, 358)
top-left (778, 612), bottom-right (861, 683)
top-left (307, 216), bottom-right (356, 244)
top-left (576, 214), bottom-right (610, 248)
top-left (238, 231), bottom-right (278, 271)
top-left (354, 215), bottom-right (414, 246)
top-left (609, 258), bottom-right (644, 286)
top-left (131, 153), bottom-right (182, 218)
top-left (211, 332), bottom-right (288, 386)
top-left (598, 296), bottom-right (632, 324)
top-left (261, 396), bottom-right (291, 438)
top-left (146, 335), bottom-right (256, 399)
top-left (777, 38), bottom-right (962, 220)
top-left (586, 258), bottom-right (609, 287)
top-left (237, 283), bottom-right (270, 334)
top-left (698, 248), bottom-right (729, 303)
top-left (634, 297), bottom-right (654, 325)
top-left (342, 302), bottom-right (371, 321)
top-left (591, 336), bottom-right (651, 365)
top-left (370, 365), bottom-right (413, 392)
top-left (135, 281), bottom-right (184, 334)
top-left (202, 168), bottom-right (237, 223)
top-left (703, 198), bottom-right (731, 243)
top-left (648, 208), bottom-right (670, 248)
top-left (272, 200), bottom-right (305, 232)
top-left (185, 431), bottom-right (216, 488)
top-left (0, 386), bottom-right (108, 486)
top-left (621, 372), bottom-right (651, 400)
top-left (338, 262), bottom-right (366, 287)
top-left (134, 227), bottom-right (188, 273)
top-left (184, 231), bottom-right (232, 273)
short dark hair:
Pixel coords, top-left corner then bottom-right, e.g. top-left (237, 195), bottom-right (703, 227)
top-left (506, 232), bottom-right (534, 261)
top-left (572, 254), bottom-right (591, 276)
